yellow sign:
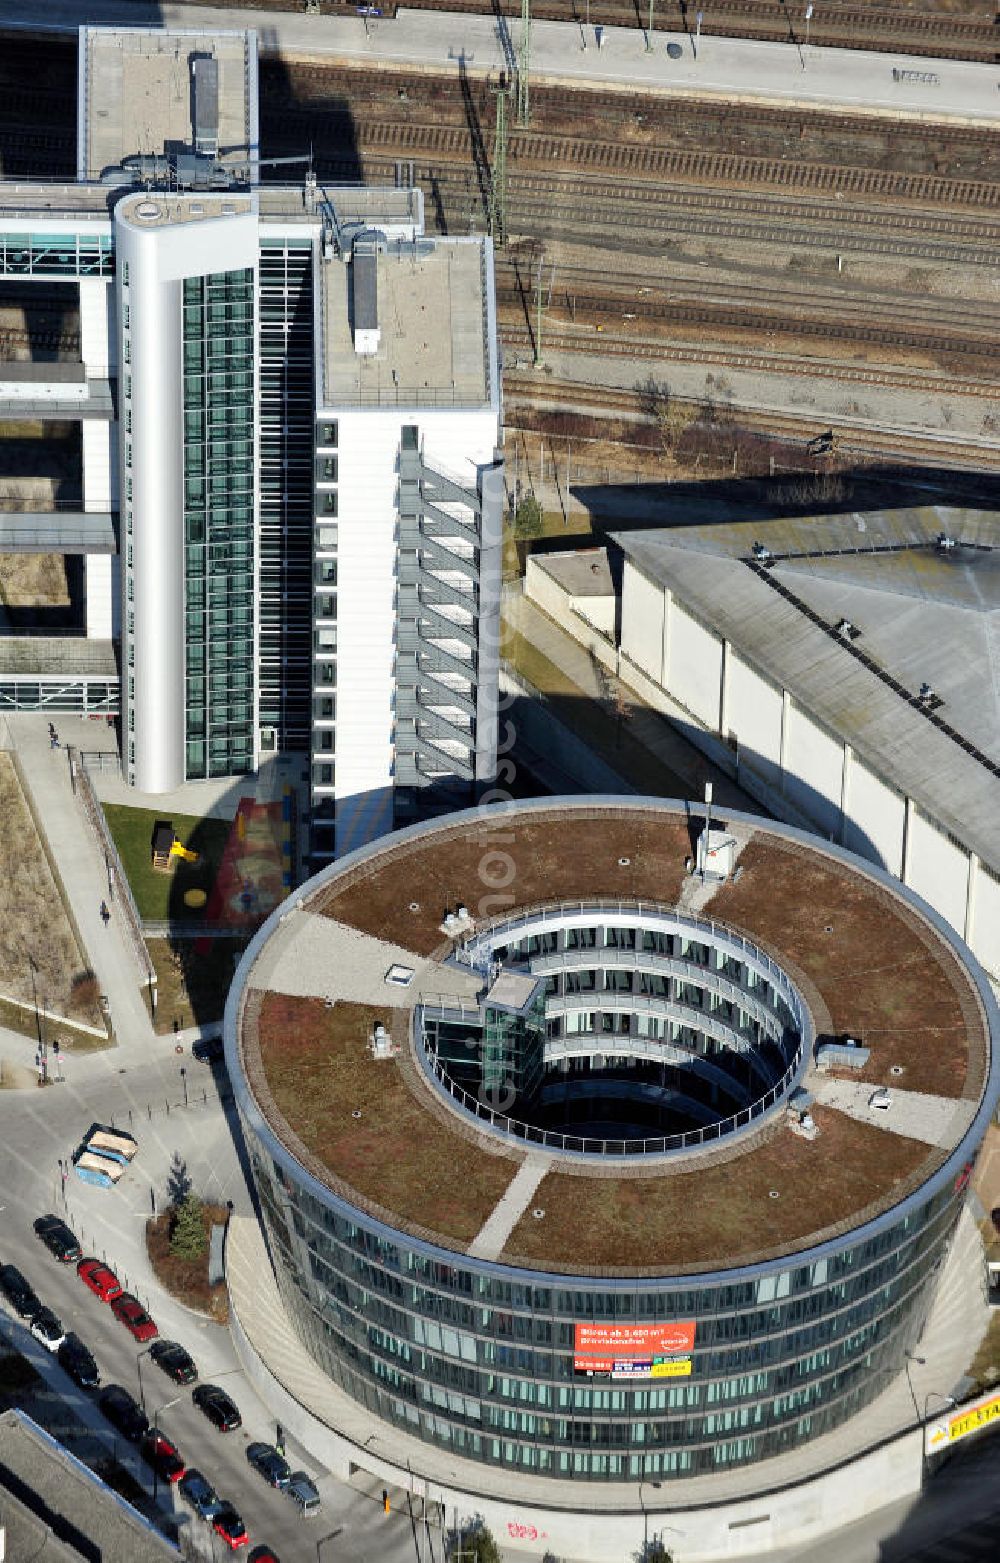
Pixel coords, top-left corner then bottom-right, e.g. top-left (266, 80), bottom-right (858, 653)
top-left (925, 1391), bottom-right (1000, 1453)
top-left (651, 1359), bottom-right (692, 1378)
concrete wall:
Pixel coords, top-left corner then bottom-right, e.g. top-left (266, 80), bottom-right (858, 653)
top-left (524, 558), bottom-right (617, 661)
top-left (615, 560), bottom-right (999, 980)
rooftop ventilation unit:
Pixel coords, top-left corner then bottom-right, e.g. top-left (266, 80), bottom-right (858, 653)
top-left (192, 56), bottom-right (220, 159)
top-left (351, 230), bottom-right (386, 356)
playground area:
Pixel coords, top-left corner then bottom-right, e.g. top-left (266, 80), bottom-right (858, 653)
top-left (102, 794), bottom-right (295, 931)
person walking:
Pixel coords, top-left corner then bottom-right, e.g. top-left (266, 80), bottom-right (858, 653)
top-left (100, 900), bottom-right (110, 927)
top-left (49, 727), bottom-right (60, 749)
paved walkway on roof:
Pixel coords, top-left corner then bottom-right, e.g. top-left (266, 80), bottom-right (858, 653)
top-left (3, 0), bottom-right (998, 127)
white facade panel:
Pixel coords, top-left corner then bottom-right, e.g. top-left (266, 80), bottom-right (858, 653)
top-left (844, 759), bottom-right (906, 877)
top-left (82, 420), bottom-right (112, 512)
top-left (782, 704), bottom-right (844, 839)
top-left (906, 808), bottom-right (970, 935)
top-left (728, 652), bottom-right (783, 789)
top-left (972, 865), bottom-right (1000, 980)
top-left (330, 410), bottom-right (399, 856)
top-left (620, 561), bottom-right (664, 682)
top-left (84, 553), bottom-right (113, 639)
top-left (669, 603), bottom-right (722, 731)
top-left (79, 277), bottom-right (114, 376)
top-left (115, 198), bottom-right (258, 793)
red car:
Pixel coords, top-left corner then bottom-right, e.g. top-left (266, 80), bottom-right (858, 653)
top-left (140, 1431), bottom-right (185, 1484)
top-left (77, 1258), bottom-right (123, 1303)
top-left (111, 1293), bottom-right (157, 1343)
top-left (213, 1507), bottom-right (249, 1550)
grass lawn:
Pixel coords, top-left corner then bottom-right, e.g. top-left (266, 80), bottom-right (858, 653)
top-left (101, 805), bottom-right (232, 923)
top-left (145, 936), bottom-right (245, 1034)
top-left (503, 508), bottom-right (594, 580)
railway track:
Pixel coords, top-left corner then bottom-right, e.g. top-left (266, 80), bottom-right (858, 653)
top-left (500, 323), bottom-right (1000, 397)
top-left (505, 185), bottom-right (1000, 265)
top-left (495, 287), bottom-right (999, 362)
top-left (350, 120), bottom-right (1000, 210)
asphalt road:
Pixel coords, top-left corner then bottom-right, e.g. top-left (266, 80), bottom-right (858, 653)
top-left (0, 1043), bottom-right (436, 1563)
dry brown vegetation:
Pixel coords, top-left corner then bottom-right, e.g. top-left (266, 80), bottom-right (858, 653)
top-left (316, 810), bottom-right (694, 954)
top-left (712, 836), bottom-right (982, 1100)
top-left (0, 753), bottom-right (103, 1032)
top-left (146, 1203), bottom-right (229, 1322)
top-left (253, 995), bottom-right (517, 1245)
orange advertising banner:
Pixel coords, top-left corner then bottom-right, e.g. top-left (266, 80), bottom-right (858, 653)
top-left (573, 1322), bottom-right (696, 1370)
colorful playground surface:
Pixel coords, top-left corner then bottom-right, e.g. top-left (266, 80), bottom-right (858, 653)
top-left (203, 795), bottom-right (295, 931)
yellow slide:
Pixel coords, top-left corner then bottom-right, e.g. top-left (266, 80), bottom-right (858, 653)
top-left (169, 838), bottom-right (199, 864)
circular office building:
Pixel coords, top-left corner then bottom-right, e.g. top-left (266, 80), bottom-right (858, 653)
top-left (226, 798), bottom-right (999, 1510)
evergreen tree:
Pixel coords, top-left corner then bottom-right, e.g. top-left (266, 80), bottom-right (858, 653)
top-left (169, 1193), bottom-right (207, 1261)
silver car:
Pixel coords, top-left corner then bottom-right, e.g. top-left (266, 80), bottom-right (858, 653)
top-left (286, 1471), bottom-right (320, 1516)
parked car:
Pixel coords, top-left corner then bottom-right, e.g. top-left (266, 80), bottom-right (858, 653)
top-left (99, 1385), bottom-right (149, 1442)
top-left (192, 1036), bottom-right (224, 1065)
top-left (286, 1471), bottom-right (321, 1516)
top-left (246, 1442), bottom-right (291, 1490)
top-left (30, 1307), bottom-right (66, 1352)
top-left (248, 1550), bottom-right (280, 1563)
top-left (140, 1431), bottom-right (185, 1484)
top-left (179, 1467), bottom-right (225, 1521)
top-left (193, 1384), bottom-right (241, 1432)
top-left (149, 1339), bottom-right (197, 1384)
top-left (57, 1333), bottom-right (99, 1390)
top-left (0, 1264), bottom-right (40, 1319)
top-left (213, 1506), bottom-right (249, 1550)
top-left (77, 1258), bottom-right (123, 1303)
top-left (111, 1293), bottom-right (157, 1342)
top-left (33, 1215), bottom-right (82, 1263)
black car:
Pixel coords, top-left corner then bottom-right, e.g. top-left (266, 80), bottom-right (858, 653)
top-left (192, 1035), bottom-right (225, 1065)
top-left (58, 1333), bottom-right (99, 1390)
top-left (246, 1441), bottom-right (291, 1489)
top-left (99, 1385), bottom-right (149, 1443)
top-left (33, 1215), bottom-right (82, 1263)
top-left (0, 1263), bottom-right (40, 1319)
top-left (149, 1339), bottom-right (197, 1385)
top-left (192, 1384), bottom-right (241, 1432)
top-left (179, 1467), bottom-right (225, 1521)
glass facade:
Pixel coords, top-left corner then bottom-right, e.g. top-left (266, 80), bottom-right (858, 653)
top-left (0, 230), bottom-right (113, 278)
top-left (244, 1125), bottom-right (963, 1481)
top-left (182, 268), bottom-right (256, 779)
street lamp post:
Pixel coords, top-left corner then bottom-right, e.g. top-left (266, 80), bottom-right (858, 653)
top-left (149, 1393), bottom-right (184, 1504)
top-left (646, 0), bottom-right (655, 51)
top-left (135, 1343), bottom-right (156, 1412)
top-left (695, 9), bottom-right (703, 58)
top-left (805, 2), bottom-right (814, 47)
top-left (920, 1391), bottom-right (957, 1476)
top-left (903, 1350), bottom-right (926, 1424)
top-left (180, 1066), bottom-right (188, 1108)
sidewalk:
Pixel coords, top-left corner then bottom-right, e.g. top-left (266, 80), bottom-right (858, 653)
top-left (4, 713), bottom-right (155, 1053)
top-left (1, 1), bottom-right (997, 126)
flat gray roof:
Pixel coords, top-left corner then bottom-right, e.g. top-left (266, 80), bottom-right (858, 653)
top-left (80, 27), bottom-right (256, 180)
top-left (534, 547), bottom-right (615, 597)
top-left (0, 512), bottom-right (117, 553)
top-left (0, 637), bottom-right (118, 676)
top-left (320, 237), bottom-right (490, 409)
top-left (0, 1408), bottom-right (175, 1562)
top-left (614, 509), bottom-right (1000, 871)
